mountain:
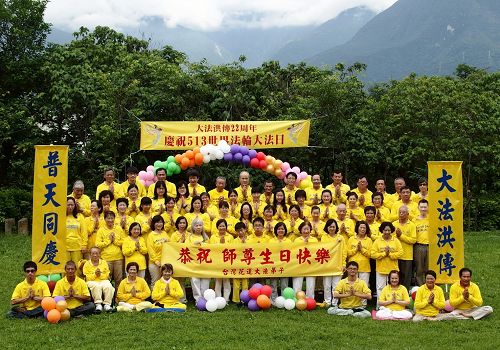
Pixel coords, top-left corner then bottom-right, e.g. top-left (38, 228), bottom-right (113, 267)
top-left (308, 0), bottom-right (500, 82)
top-left (272, 6), bottom-right (376, 65)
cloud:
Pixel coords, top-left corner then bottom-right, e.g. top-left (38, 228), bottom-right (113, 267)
top-left (45, 0), bottom-right (397, 31)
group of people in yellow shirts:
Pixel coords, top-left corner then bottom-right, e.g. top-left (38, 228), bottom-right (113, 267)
top-left (9, 167), bottom-right (492, 320)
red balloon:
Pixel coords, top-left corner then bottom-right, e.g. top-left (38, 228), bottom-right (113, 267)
top-left (260, 285), bottom-right (272, 297)
top-left (248, 287), bottom-right (261, 300)
top-left (306, 298), bottom-right (316, 310)
top-left (411, 291), bottom-right (417, 301)
top-left (259, 160), bottom-right (267, 169)
top-left (250, 158), bottom-right (260, 168)
top-left (256, 152), bottom-right (266, 161)
top-left (47, 281), bottom-right (57, 294)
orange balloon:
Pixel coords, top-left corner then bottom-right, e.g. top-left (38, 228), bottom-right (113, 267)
top-left (174, 154), bottom-right (183, 164)
top-left (275, 169), bottom-right (283, 178)
top-left (189, 159), bottom-right (195, 167)
top-left (296, 291), bottom-right (306, 300)
top-left (194, 153), bottom-right (204, 165)
top-left (193, 147), bottom-right (200, 154)
top-left (60, 308), bottom-right (71, 321)
top-left (180, 162), bottom-right (188, 170)
top-left (256, 295), bottom-right (271, 310)
top-left (186, 150), bottom-right (194, 159)
top-left (41, 297), bottom-right (56, 311)
top-left (181, 157), bottom-right (190, 167)
top-left (296, 299), bottom-right (307, 311)
top-left (56, 300), bottom-right (67, 312)
top-left (47, 309), bottom-right (61, 324)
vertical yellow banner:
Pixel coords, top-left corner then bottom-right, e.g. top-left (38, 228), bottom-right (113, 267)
top-left (32, 145), bottom-right (69, 275)
top-left (428, 161), bottom-right (464, 284)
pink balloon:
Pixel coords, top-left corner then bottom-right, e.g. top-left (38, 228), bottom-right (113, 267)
top-left (291, 166), bottom-right (300, 174)
top-left (146, 165), bottom-right (155, 173)
top-left (278, 172), bottom-right (286, 180)
top-left (444, 300), bottom-right (454, 312)
top-left (138, 179), bottom-right (146, 186)
top-left (298, 171), bottom-right (308, 181)
top-left (295, 178), bottom-right (301, 186)
top-left (281, 162), bottom-right (290, 172)
top-left (145, 171), bottom-right (154, 181)
top-left (138, 171), bottom-right (147, 180)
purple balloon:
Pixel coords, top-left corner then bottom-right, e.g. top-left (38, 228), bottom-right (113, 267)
top-left (248, 299), bottom-right (260, 311)
top-left (196, 297), bottom-right (207, 311)
top-left (43, 310), bottom-right (49, 318)
top-left (252, 283), bottom-right (263, 290)
top-left (234, 153), bottom-right (243, 162)
top-left (240, 146), bottom-right (249, 155)
top-left (240, 290), bottom-right (251, 303)
top-left (223, 153), bottom-right (233, 162)
top-left (54, 296), bottom-right (65, 303)
top-left (248, 149), bottom-right (257, 158)
top-left (230, 144), bottom-right (240, 154)
top-left (242, 155), bottom-right (251, 166)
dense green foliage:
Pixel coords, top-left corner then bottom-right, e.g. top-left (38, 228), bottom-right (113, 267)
top-left (0, 1), bottom-right (499, 229)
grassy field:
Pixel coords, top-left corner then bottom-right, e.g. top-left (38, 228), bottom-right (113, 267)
top-left (1, 232), bottom-right (499, 350)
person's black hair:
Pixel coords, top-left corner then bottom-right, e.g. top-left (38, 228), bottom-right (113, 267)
top-left (23, 261), bottom-right (37, 272)
top-left (98, 189), bottom-right (114, 202)
top-left (139, 196), bottom-right (152, 211)
top-left (66, 196), bottom-right (78, 218)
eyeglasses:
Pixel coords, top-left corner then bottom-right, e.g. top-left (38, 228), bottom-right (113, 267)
top-left (25, 269), bottom-right (36, 273)
top-left (419, 183), bottom-right (427, 186)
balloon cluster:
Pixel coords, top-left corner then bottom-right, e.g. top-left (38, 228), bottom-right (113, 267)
top-left (37, 274), bottom-right (62, 294)
top-left (42, 296), bottom-right (70, 324)
top-left (239, 283), bottom-right (272, 311)
top-left (195, 289), bottom-right (227, 312)
top-left (141, 142), bottom-right (313, 189)
top-left (273, 288), bottom-right (316, 311)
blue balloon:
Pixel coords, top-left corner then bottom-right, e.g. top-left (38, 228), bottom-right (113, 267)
top-left (242, 155), bottom-right (250, 166)
top-left (234, 153), bottom-right (243, 162)
top-left (196, 297), bottom-right (207, 311)
top-left (230, 144), bottom-right (240, 154)
top-left (240, 146), bottom-right (249, 155)
top-left (248, 149), bottom-right (257, 158)
top-left (224, 153), bottom-right (233, 162)
top-left (240, 290), bottom-right (251, 303)
top-left (248, 299), bottom-right (260, 311)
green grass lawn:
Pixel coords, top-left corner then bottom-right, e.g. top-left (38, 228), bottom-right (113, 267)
top-left (1, 232), bottom-right (499, 350)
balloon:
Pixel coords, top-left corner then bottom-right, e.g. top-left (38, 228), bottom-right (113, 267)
top-left (240, 290), bottom-right (251, 304)
top-left (256, 295), bottom-right (271, 310)
top-left (174, 154), bottom-right (183, 163)
top-left (215, 150), bottom-right (224, 160)
top-left (47, 281), bottom-right (56, 293)
top-left (265, 155), bottom-right (274, 164)
top-left (203, 155), bottom-right (211, 164)
top-left (296, 291), bottom-right (306, 300)
top-left (186, 150), bottom-right (194, 159)
top-left (281, 162), bottom-right (290, 172)
top-left (193, 147), bottom-right (200, 154)
top-left (444, 300), bottom-right (454, 312)
top-left (266, 164), bottom-right (274, 173)
top-left (259, 160), bottom-right (267, 170)
top-left (282, 287), bottom-right (295, 300)
top-left (215, 296), bottom-right (227, 310)
top-left (146, 165), bottom-right (155, 173)
top-left (174, 164), bottom-right (181, 174)
top-left (256, 152), bottom-right (266, 161)
top-left (56, 300), bottom-right (67, 312)
top-left (306, 298), bottom-right (316, 310)
top-left (167, 155), bottom-right (175, 163)
top-left (296, 299), bottom-right (307, 311)
top-left (154, 160), bottom-right (162, 168)
top-left (277, 172), bottom-right (286, 180)
top-left (250, 158), bottom-right (260, 168)
top-left (53, 296), bottom-right (65, 303)
top-left (194, 153), bottom-right (204, 166)
top-left (234, 153), bottom-right (243, 162)
top-left (299, 178), bottom-right (313, 189)
top-left (248, 299), bottom-right (260, 311)
top-left (206, 299), bottom-right (218, 312)
top-left (41, 297), bottom-right (56, 311)
top-left (181, 157), bottom-right (190, 168)
top-left (248, 287), bottom-right (261, 300)
top-left (410, 286), bottom-right (419, 300)
top-left (224, 153), bottom-right (233, 162)
top-left (291, 166), bottom-right (300, 174)
top-left (189, 159), bottom-right (195, 167)
top-left (274, 159), bottom-right (283, 169)
top-left (47, 309), bottom-right (61, 324)
top-left (230, 144), bottom-right (240, 154)
top-left (248, 149), bottom-right (257, 158)
top-left (145, 171), bottom-right (154, 181)
top-left (168, 162), bottom-right (177, 172)
top-left (240, 146), bottom-right (249, 155)
top-left (274, 296), bottom-right (285, 308)
top-left (275, 169), bottom-right (283, 178)
top-left (37, 275), bottom-right (48, 283)
top-left (251, 283), bottom-right (263, 290)
top-left (284, 298), bottom-right (296, 310)
top-left (138, 170), bottom-right (147, 180)
top-left (260, 285), bottom-right (272, 297)
top-left (60, 309), bottom-right (71, 321)
top-left (204, 289), bottom-right (216, 300)
top-left (196, 297), bottom-right (207, 311)
top-left (242, 155), bottom-right (250, 166)
top-left (295, 178), bottom-right (301, 187)
top-left (298, 171), bottom-right (308, 181)
top-left (218, 140), bottom-right (230, 152)
top-left (43, 310), bottom-right (48, 318)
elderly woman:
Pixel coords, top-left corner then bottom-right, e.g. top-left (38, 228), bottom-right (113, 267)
top-left (292, 222), bottom-right (318, 299)
top-left (186, 217), bottom-right (210, 302)
top-left (82, 247), bottom-right (115, 313)
top-left (151, 263), bottom-right (186, 312)
top-left (376, 270), bottom-right (413, 320)
top-left (116, 262), bottom-right (152, 312)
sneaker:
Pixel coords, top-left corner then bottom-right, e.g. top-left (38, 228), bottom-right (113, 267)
top-left (95, 304), bottom-right (102, 314)
top-left (103, 304), bottom-right (112, 312)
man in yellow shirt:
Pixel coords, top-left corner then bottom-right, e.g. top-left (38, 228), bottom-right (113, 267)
top-left (390, 186), bottom-right (418, 221)
top-left (393, 205), bottom-right (417, 289)
top-left (413, 270), bottom-right (447, 321)
top-left (448, 268), bottom-right (493, 320)
top-left (147, 168), bottom-right (176, 198)
top-left (82, 247), bottom-right (115, 313)
top-left (305, 174), bottom-right (323, 206)
top-left (69, 180), bottom-right (91, 217)
top-left (374, 178), bottom-right (393, 209)
top-left (235, 171), bottom-right (252, 203)
top-left (325, 170), bottom-right (350, 205)
top-left (413, 199), bottom-right (429, 286)
top-left (8, 261), bottom-right (51, 318)
top-left (327, 261), bottom-right (371, 318)
top-left (53, 261), bottom-right (95, 317)
top-left (208, 176), bottom-right (229, 206)
top-left (186, 168), bottom-right (206, 197)
top-left (352, 175), bottom-right (373, 208)
top-left (260, 179), bottom-right (274, 205)
top-left (120, 166), bottom-right (146, 198)
top-left (96, 168), bottom-right (123, 201)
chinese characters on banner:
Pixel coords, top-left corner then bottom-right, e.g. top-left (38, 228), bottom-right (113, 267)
top-left (32, 145), bottom-right (69, 275)
top-left (428, 161), bottom-right (464, 284)
top-left (140, 120), bottom-right (310, 150)
top-left (162, 242), bottom-right (344, 278)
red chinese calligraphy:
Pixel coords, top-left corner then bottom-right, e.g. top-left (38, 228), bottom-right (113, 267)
top-left (177, 247), bottom-right (194, 264)
top-left (297, 248), bottom-right (312, 264)
top-left (223, 248), bottom-right (237, 265)
top-left (196, 248), bottom-right (213, 264)
top-left (280, 249), bottom-right (291, 263)
top-left (241, 248), bottom-right (256, 265)
top-left (259, 248), bottom-right (274, 265)
top-left (315, 248), bottom-right (331, 264)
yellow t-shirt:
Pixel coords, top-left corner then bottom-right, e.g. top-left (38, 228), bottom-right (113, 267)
top-left (147, 230), bottom-right (169, 265)
top-left (11, 279), bottom-right (50, 310)
top-left (134, 212), bottom-right (152, 236)
top-left (325, 183), bottom-right (350, 205)
top-left (187, 183), bottom-right (206, 197)
top-left (449, 282), bottom-right (484, 310)
top-left (208, 189), bottom-right (229, 206)
top-left (335, 278), bottom-right (371, 309)
top-left (208, 233), bottom-right (234, 244)
top-left (147, 181), bottom-right (177, 199)
top-left (337, 218), bottom-right (355, 242)
top-left (69, 194), bottom-right (91, 217)
top-left (414, 217), bottom-right (429, 244)
top-left (284, 217), bottom-right (304, 241)
top-left (169, 230), bottom-right (188, 243)
top-left (305, 187), bottom-right (323, 206)
top-left (126, 197), bottom-right (142, 218)
top-left (352, 188), bottom-right (373, 208)
top-left (309, 220), bottom-right (326, 240)
top-left (114, 214), bottom-right (135, 234)
top-left (96, 181), bottom-right (124, 201)
top-left (95, 225), bottom-right (125, 261)
top-left (392, 220), bottom-right (417, 260)
top-left (83, 258), bottom-right (110, 281)
top-left (84, 216), bottom-right (101, 249)
top-left (370, 236), bottom-right (403, 274)
top-left (379, 284), bottom-right (410, 311)
top-left (66, 214), bottom-right (87, 251)
top-left (268, 237), bottom-right (292, 244)
top-left (122, 236), bottom-right (148, 270)
top-left (52, 277), bottom-right (90, 309)
top-left (117, 277), bottom-right (151, 304)
top-left (211, 216), bottom-right (238, 236)
top-left (185, 212), bottom-right (212, 236)
top-left (368, 222), bottom-right (381, 241)
top-left (414, 284), bottom-right (445, 317)
top-left (283, 186), bottom-right (298, 205)
top-left (346, 206), bottom-right (365, 221)
top-left (235, 186), bottom-right (252, 203)
top-left (151, 278), bottom-right (185, 307)
top-left (161, 211), bottom-right (180, 236)
top-left (293, 236), bottom-right (319, 243)
top-left (120, 180), bottom-right (146, 198)
top-left (318, 203), bottom-right (337, 222)
top-left (247, 234), bottom-right (270, 243)
top-left (347, 236), bottom-right (372, 272)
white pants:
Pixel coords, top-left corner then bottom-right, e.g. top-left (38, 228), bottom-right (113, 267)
top-left (358, 272), bottom-right (370, 286)
top-left (327, 307), bottom-right (371, 318)
top-left (87, 280), bottom-right (115, 306)
top-left (191, 278), bottom-right (210, 302)
top-left (148, 263), bottom-right (161, 289)
top-left (376, 306), bottom-right (413, 320)
top-left (270, 278), bottom-right (289, 301)
top-left (215, 278), bottom-right (231, 301)
top-left (292, 276), bottom-right (315, 299)
top-left (323, 275), bottom-right (342, 305)
top-left (448, 306), bottom-right (493, 320)
top-left (375, 272), bottom-right (388, 299)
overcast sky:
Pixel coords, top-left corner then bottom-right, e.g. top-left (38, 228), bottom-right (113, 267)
top-left (45, 0), bottom-right (397, 31)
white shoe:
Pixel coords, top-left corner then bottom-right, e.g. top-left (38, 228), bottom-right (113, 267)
top-left (95, 304), bottom-right (103, 313)
top-left (103, 304), bottom-right (112, 312)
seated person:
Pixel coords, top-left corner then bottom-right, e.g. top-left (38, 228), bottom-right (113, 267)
top-left (413, 270), bottom-right (447, 321)
top-left (53, 261), bottom-right (95, 317)
top-left (82, 247), bottom-right (115, 313)
top-left (375, 270), bottom-right (413, 320)
top-left (116, 262), bottom-right (153, 312)
top-left (151, 264), bottom-right (186, 312)
top-left (8, 261), bottom-right (50, 318)
top-left (448, 267), bottom-right (493, 320)
top-left (327, 261), bottom-right (372, 318)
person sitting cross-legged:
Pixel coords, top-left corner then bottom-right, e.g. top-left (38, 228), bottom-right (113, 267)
top-left (116, 262), bottom-right (153, 312)
top-left (82, 247), bottom-right (115, 313)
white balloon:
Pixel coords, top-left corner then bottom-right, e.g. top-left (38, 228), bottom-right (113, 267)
top-left (222, 144), bottom-right (231, 153)
top-left (215, 296), bottom-right (227, 309)
top-left (206, 299), bottom-right (218, 312)
top-left (284, 299), bottom-right (295, 310)
top-left (203, 289), bottom-right (216, 300)
top-left (218, 140), bottom-right (228, 148)
top-left (215, 150), bottom-right (224, 160)
top-left (274, 296), bottom-right (285, 309)
top-left (203, 155), bottom-right (211, 164)
top-left (200, 145), bottom-right (208, 155)
top-left (209, 152), bottom-right (217, 160)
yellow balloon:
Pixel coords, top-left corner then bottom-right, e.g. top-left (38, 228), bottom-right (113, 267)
top-left (275, 169), bottom-right (283, 178)
top-left (266, 155), bottom-right (273, 164)
top-left (274, 159), bottom-right (283, 169)
top-left (56, 300), bottom-right (67, 312)
top-left (266, 164), bottom-right (274, 173)
top-left (296, 291), bottom-right (306, 300)
top-left (296, 299), bottom-right (307, 311)
top-left (60, 308), bottom-right (71, 321)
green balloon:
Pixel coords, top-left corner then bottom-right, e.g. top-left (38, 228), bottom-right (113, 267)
top-left (167, 169), bottom-right (173, 177)
top-left (49, 273), bottom-right (61, 282)
top-left (37, 275), bottom-right (49, 283)
top-left (167, 162), bottom-right (177, 172)
top-left (154, 160), bottom-right (162, 168)
top-left (167, 155), bottom-right (175, 163)
top-left (173, 165), bottom-right (181, 174)
top-left (282, 287), bottom-right (295, 299)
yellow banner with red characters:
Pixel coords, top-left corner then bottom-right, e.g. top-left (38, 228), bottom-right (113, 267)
top-left (140, 120), bottom-right (310, 150)
top-left (428, 161), bottom-right (464, 284)
top-left (32, 145), bottom-right (69, 275)
top-left (162, 241), bottom-right (344, 278)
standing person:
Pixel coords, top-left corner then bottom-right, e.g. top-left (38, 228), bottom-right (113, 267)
top-left (346, 191), bottom-right (365, 222)
top-left (284, 204), bottom-right (304, 241)
top-left (161, 196), bottom-right (180, 237)
top-left (115, 198), bottom-right (134, 233)
top-left (95, 211), bottom-right (124, 287)
top-left (122, 222), bottom-right (148, 278)
top-left (372, 192), bottom-right (390, 223)
top-left (269, 222), bottom-right (291, 302)
top-left (232, 222), bottom-right (249, 303)
top-left (376, 270), bottom-right (412, 320)
top-left (186, 168), bottom-right (206, 197)
top-left (327, 261), bottom-right (372, 318)
top-left (239, 202), bottom-right (255, 235)
top-left (69, 180), bottom-right (91, 217)
top-left (175, 181), bottom-right (192, 215)
top-left (292, 222), bottom-right (318, 299)
top-left (393, 205), bottom-right (417, 289)
top-left (295, 190), bottom-right (311, 220)
top-left (209, 219), bottom-right (234, 301)
top-left (250, 186), bottom-right (265, 218)
top-left (228, 189), bottom-right (241, 219)
top-left (201, 192), bottom-right (219, 221)
top-left (208, 176), bottom-right (229, 206)
top-left (83, 247), bottom-right (115, 312)
top-left (412, 178), bottom-right (428, 204)
top-left (170, 216), bottom-right (188, 243)
top-left (305, 174), bottom-right (323, 206)
top-left (283, 172), bottom-right (298, 205)
top-left (147, 168), bottom-right (176, 198)
top-left (318, 190), bottom-right (336, 222)
top-left (186, 218), bottom-right (210, 302)
top-left (413, 270), bottom-right (447, 321)
top-left (52, 261), bottom-right (95, 317)
top-left (262, 205), bottom-right (278, 239)
top-left (374, 178), bottom-right (393, 209)
top-left (309, 206), bottom-right (326, 240)
top-left (390, 186), bottom-right (418, 221)
top-left (448, 268), bottom-right (493, 320)
top-left (151, 181), bottom-right (167, 216)
top-left (116, 262), bottom-right (152, 312)
top-left (325, 170), bottom-right (350, 205)
top-left (336, 204), bottom-right (355, 241)
top-left (347, 221), bottom-right (372, 288)
top-left (211, 201), bottom-right (238, 237)
top-left (8, 261), bottom-right (50, 318)
top-left (151, 264), bottom-right (186, 311)
top-left (120, 166), bottom-right (146, 198)
top-left (413, 199), bottom-right (429, 286)
top-left (66, 197), bottom-right (87, 264)
top-left (235, 171), bottom-right (252, 203)
top-left (146, 215), bottom-right (169, 289)
top-left (364, 206), bottom-right (380, 240)
top-left (96, 168), bottom-right (123, 203)
top-left (84, 199), bottom-right (102, 257)
top-left (134, 197), bottom-right (153, 237)
top-left (321, 219), bottom-right (346, 306)
top-left (125, 184), bottom-right (142, 218)
top-left (273, 189), bottom-right (288, 221)
top-left (352, 175), bottom-right (373, 208)
top-left (98, 190), bottom-right (116, 216)
top-left (185, 196), bottom-right (212, 235)
top-left (260, 179), bottom-right (275, 205)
